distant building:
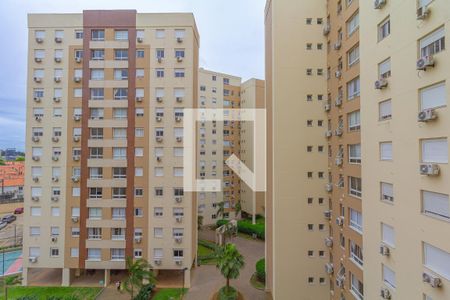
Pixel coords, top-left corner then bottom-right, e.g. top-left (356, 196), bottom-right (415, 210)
top-left (0, 162), bottom-right (24, 198)
top-left (4, 148), bottom-right (19, 161)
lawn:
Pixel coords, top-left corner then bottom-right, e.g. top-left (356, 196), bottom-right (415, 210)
top-left (1, 286), bottom-right (101, 300)
top-left (152, 288), bottom-right (187, 300)
top-left (198, 244), bottom-right (214, 257)
top-left (197, 240), bottom-right (218, 265)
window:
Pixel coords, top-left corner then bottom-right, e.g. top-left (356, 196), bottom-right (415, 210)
top-left (136, 49), bottom-right (145, 58)
top-left (113, 147), bottom-right (126, 160)
top-left (349, 176), bottom-right (362, 198)
top-left (175, 49), bottom-right (185, 58)
top-left (420, 82), bottom-right (446, 110)
top-left (156, 29), bottom-right (165, 38)
top-left (114, 88), bottom-right (128, 100)
top-left (383, 265), bottom-right (396, 288)
top-left (174, 147), bottom-right (183, 157)
top-left (30, 226), bottom-right (40, 236)
top-left (378, 17), bottom-right (390, 41)
top-left (347, 77), bottom-right (360, 100)
top-left (380, 142), bottom-right (393, 161)
top-left (306, 18), bottom-right (312, 25)
top-left (75, 30), bottom-right (83, 39)
top-left (29, 247), bottom-right (40, 258)
top-left (348, 45), bottom-right (359, 66)
top-left (136, 108), bottom-right (144, 117)
top-left (135, 147), bottom-right (144, 157)
top-left (135, 128), bottom-right (144, 137)
top-left (115, 49), bottom-right (128, 60)
top-left (174, 69), bottom-right (185, 78)
top-left (423, 242), bottom-right (450, 280)
top-left (350, 241), bottom-right (363, 267)
top-left (379, 58), bottom-right (391, 78)
top-left (30, 207), bottom-right (41, 216)
top-left (175, 29), bottom-right (185, 39)
top-left (89, 167), bottom-right (103, 179)
top-left (420, 27), bottom-right (445, 57)
top-left (134, 249), bottom-right (143, 258)
top-left (349, 144), bottom-right (361, 164)
top-left (115, 30), bottom-right (128, 40)
top-left (348, 110), bottom-right (360, 131)
top-left (113, 128), bottom-right (127, 139)
top-left (421, 138), bottom-right (448, 163)
top-left (306, 43), bottom-right (312, 50)
top-left (88, 227), bottom-right (102, 240)
top-left (154, 227), bottom-right (163, 238)
top-left (90, 88), bottom-right (104, 100)
top-left (155, 167), bottom-right (164, 177)
top-left (422, 190), bottom-right (449, 220)
top-left (87, 248), bottom-right (101, 261)
top-left (135, 167), bottom-right (143, 177)
top-left (112, 188), bottom-right (126, 199)
top-left (350, 273), bottom-right (364, 300)
top-left (71, 248), bottom-right (79, 257)
top-left (156, 48), bottom-right (165, 59)
top-left (173, 167), bottom-right (183, 177)
top-left (88, 208), bottom-right (102, 220)
top-left (381, 182), bottom-right (394, 202)
top-left (347, 12), bottom-right (359, 36)
top-left (349, 208), bottom-right (363, 233)
top-left (91, 30), bottom-right (104, 41)
top-left (111, 248), bottom-right (125, 260)
top-left (91, 69), bottom-right (104, 80)
top-left (114, 69), bottom-right (128, 80)
top-left (89, 188), bottom-right (102, 199)
top-left (136, 69), bottom-right (144, 78)
top-left (113, 108), bottom-right (127, 119)
top-left (74, 88), bottom-right (82, 97)
top-left (154, 207), bottom-right (163, 217)
top-left (379, 99), bottom-right (392, 120)
top-left (173, 249), bottom-right (184, 259)
top-left (71, 227), bottom-right (80, 237)
top-left (382, 223), bottom-right (395, 247)
top-left (91, 49), bottom-right (104, 60)
top-left (156, 69), bottom-right (164, 78)
top-left (112, 208), bottom-right (126, 219)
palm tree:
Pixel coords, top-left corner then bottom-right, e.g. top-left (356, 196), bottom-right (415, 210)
top-left (123, 257), bottom-right (156, 300)
top-left (234, 201), bottom-right (242, 218)
top-left (216, 201), bottom-right (225, 219)
top-left (215, 243), bottom-right (245, 293)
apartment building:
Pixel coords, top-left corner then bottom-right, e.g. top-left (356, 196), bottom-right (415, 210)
top-left (197, 69), bottom-right (241, 225)
top-left (265, 0), bottom-right (330, 299)
top-left (361, 0), bottom-right (450, 299)
top-left (239, 78), bottom-right (266, 222)
top-left (24, 10), bottom-right (199, 287)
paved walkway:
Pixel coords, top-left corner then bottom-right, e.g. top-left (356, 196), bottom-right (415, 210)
top-left (96, 286), bottom-right (130, 300)
top-left (185, 229), bottom-right (268, 300)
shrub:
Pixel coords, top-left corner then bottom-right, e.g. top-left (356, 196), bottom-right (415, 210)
top-left (218, 286), bottom-right (238, 300)
top-left (133, 283), bottom-right (154, 300)
top-left (255, 258), bottom-right (265, 282)
top-left (216, 219), bottom-right (229, 228)
top-left (17, 297), bottom-right (38, 300)
top-left (215, 219), bottom-right (265, 240)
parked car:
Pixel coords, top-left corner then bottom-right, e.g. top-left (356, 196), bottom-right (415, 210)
top-left (14, 207), bottom-right (24, 214)
top-left (0, 222), bottom-right (7, 230)
top-left (2, 214), bottom-right (16, 223)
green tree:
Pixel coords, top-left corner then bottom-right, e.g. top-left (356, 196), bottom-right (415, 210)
top-left (234, 201), bottom-right (242, 218)
top-left (215, 243), bottom-right (245, 291)
top-left (0, 158), bottom-right (5, 166)
top-left (216, 201), bottom-right (225, 219)
top-left (15, 156), bottom-right (25, 162)
top-left (123, 257), bottom-right (156, 300)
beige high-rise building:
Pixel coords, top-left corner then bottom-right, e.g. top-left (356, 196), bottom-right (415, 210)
top-left (361, 0), bottom-right (450, 299)
top-left (24, 10), bottom-right (199, 287)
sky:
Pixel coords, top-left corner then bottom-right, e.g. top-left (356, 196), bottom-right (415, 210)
top-left (0, 0), bottom-right (266, 151)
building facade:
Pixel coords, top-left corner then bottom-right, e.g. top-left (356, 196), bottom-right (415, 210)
top-left (24, 10), bottom-right (199, 286)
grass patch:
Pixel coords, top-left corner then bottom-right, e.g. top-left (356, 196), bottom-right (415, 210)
top-left (250, 273), bottom-right (265, 290)
top-left (152, 288), bottom-right (187, 300)
top-left (216, 218), bottom-right (265, 240)
top-left (1, 286), bottom-right (101, 300)
top-left (198, 240), bottom-right (218, 265)
top-left (198, 244), bottom-right (214, 257)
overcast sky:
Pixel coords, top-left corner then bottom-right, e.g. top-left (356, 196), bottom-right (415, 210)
top-left (0, 0), bottom-right (265, 151)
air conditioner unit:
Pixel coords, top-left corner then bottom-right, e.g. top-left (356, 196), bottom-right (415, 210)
top-left (31, 196), bottom-right (40, 202)
top-left (323, 24), bottom-right (331, 35)
top-left (32, 136), bottom-right (40, 142)
top-left (176, 137), bottom-right (183, 142)
top-left (156, 137), bottom-right (163, 143)
top-left (325, 263), bottom-right (334, 274)
top-left (32, 176), bottom-right (39, 182)
top-left (53, 97), bottom-right (61, 103)
top-left (156, 116), bottom-right (162, 122)
top-left (51, 236), bottom-right (58, 242)
top-left (33, 97), bottom-right (41, 102)
top-left (32, 156), bottom-right (40, 161)
top-left (335, 128), bottom-right (343, 136)
top-left (75, 57), bottom-right (82, 63)
top-left (34, 77), bottom-right (42, 83)
top-left (34, 57), bottom-right (42, 63)
top-left (175, 117), bottom-right (182, 122)
top-left (177, 37), bottom-right (183, 43)
top-left (74, 77), bottom-right (82, 83)
top-left (52, 136), bottom-right (59, 142)
top-left (177, 56), bottom-right (183, 62)
top-left (374, 0), bottom-right (386, 9)
top-left (54, 57), bottom-right (62, 63)
top-left (334, 40), bottom-right (342, 50)
top-left (52, 155), bottom-right (59, 161)
top-left (73, 136), bottom-right (80, 142)
top-left (336, 216), bottom-right (344, 226)
top-left (324, 104), bottom-right (331, 112)
top-left (423, 272), bottom-right (442, 288)
top-left (420, 163), bottom-right (440, 176)
top-left (335, 70), bottom-right (342, 78)
top-left (375, 78), bottom-right (388, 89)
top-left (335, 96), bottom-right (342, 106)
top-left (54, 77), bottom-right (61, 83)
top-left (380, 287), bottom-right (391, 299)
top-left (336, 276), bottom-right (344, 288)
top-left (73, 115), bottom-right (81, 121)
top-left (135, 97), bottom-right (143, 102)
top-left (175, 259), bottom-right (183, 265)
top-left (175, 196), bottom-right (183, 203)
top-left (154, 259), bottom-right (162, 265)
top-left (175, 237), bottom-right (183, 243)
top-left (51, 196), bottom-right (59, 202)
top-left (380, 244), bottom-right (390, 256)
top-left (324, 210), bottom-right (332, 220)
top-left (156, 97), bottom-right (163, 102)
top-left (156, 156), bottom-right (162, 162)
top-left (29, 256), bottom-right (38, 263)
top-left (36, 37), bottom-right (44, 43)
top-left (137, 37), bottom-right (143, 43)
top-left (176, 97), bottom-right (183, 103)
top-left (335, 157), bottom-right (343, 166)
top-left (52, 176), bottom-right (59, 182)
top-left (72, 216), bottom-right (79, 223)
top-left (417, 56), bottom-right (435, 71)
top-left (418, 108), bottom-right (437, 122)
top-left (176, 216), bottom-right (183, 223)
top-left (325, 237), bottom-right (333, 247)
top-left (135, 237), bottom-right (142, 244)
top-left (325, 130), bottom-right (333, 138)
top-left (55, 37), bottom-right (63, 43)
top-left (35, 116), bottom-right (42, 122)
top-left (417, 6), bottom-right (430, 20)
top-left (71, 176), bottom-right (80, 183)
top-left (326, 183), bottom-right (333, 192)
top-left (157, 57), bottom-right (163, 63)
top-left (73, 155), bottom-right (80, 161)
